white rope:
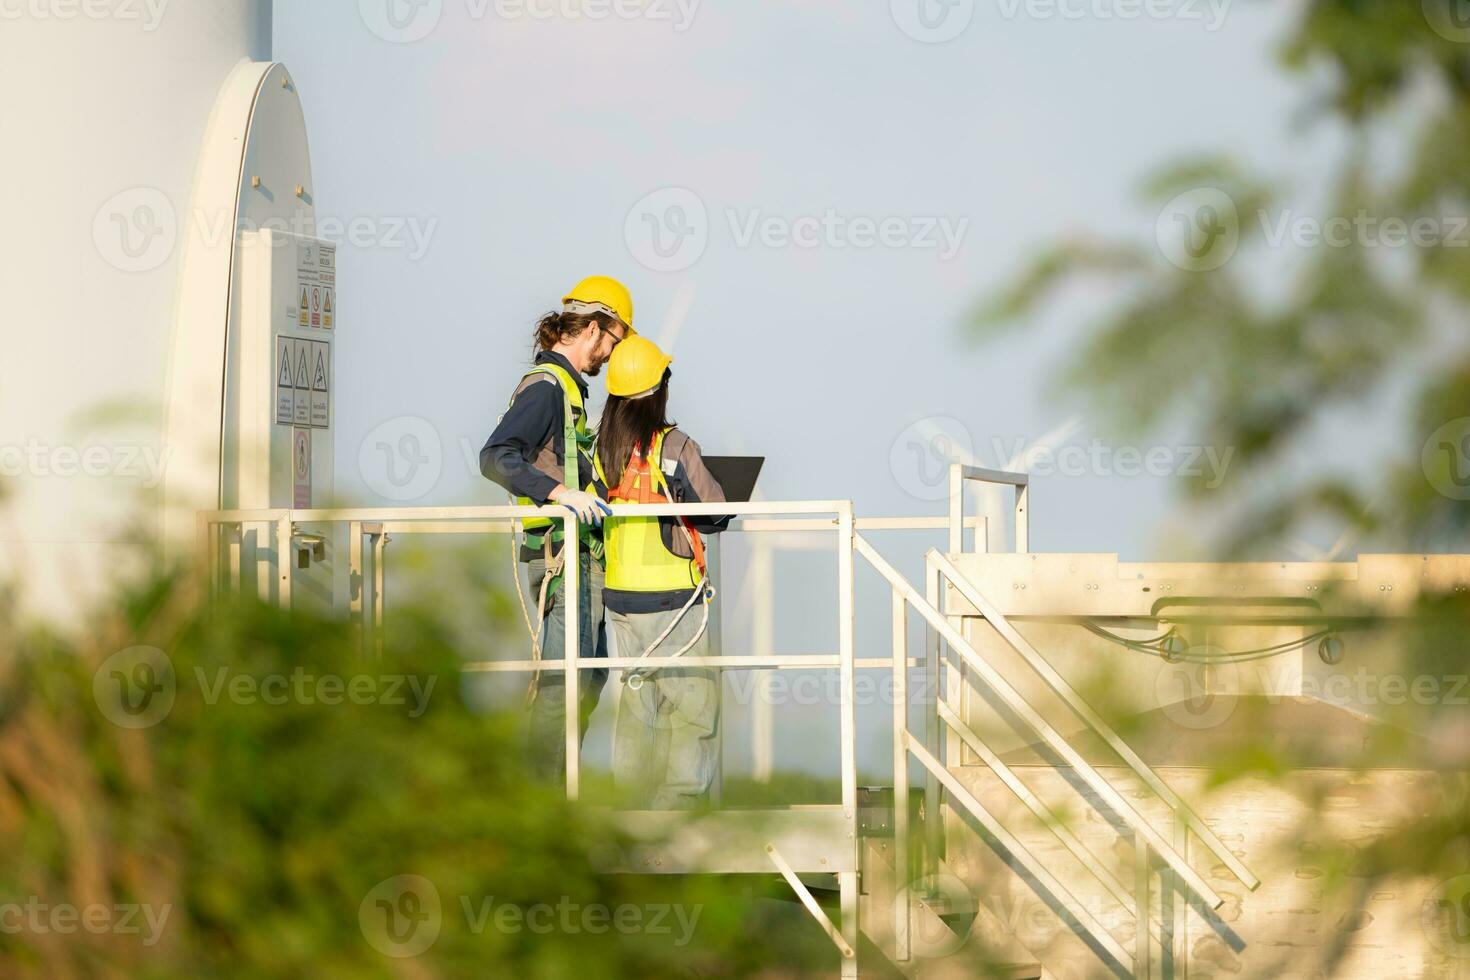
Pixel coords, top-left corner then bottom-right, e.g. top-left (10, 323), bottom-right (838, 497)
top-left (510, 492), bottom-right (563, 708)
top-left (624, 518), bottom-right (716, 690)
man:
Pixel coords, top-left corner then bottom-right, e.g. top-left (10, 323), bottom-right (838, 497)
top-left (480, 275), bottom-right (632, 783)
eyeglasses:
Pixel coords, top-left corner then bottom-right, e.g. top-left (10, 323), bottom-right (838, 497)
top-left (599, 323), bottom-right (628, 344)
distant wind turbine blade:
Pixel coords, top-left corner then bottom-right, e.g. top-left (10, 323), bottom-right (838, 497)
top-left (1006, 416), bottom-right (1084, 470)
top-left (910, 417), bottom-right (983, 467)
top-left (656, 281), bottom-right (697, 353)
top-left (983, 416), bottom-right (1083, 551)
top-left (1286, 539), bottom-right (1327, 561)
top-left (1324, 496), bottom-right (1376, 560)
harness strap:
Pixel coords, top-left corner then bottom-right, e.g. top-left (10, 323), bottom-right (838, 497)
top-left (518, 364), bottom-right (603, 565)
top-left (602, 428), bottom-right (706, 575)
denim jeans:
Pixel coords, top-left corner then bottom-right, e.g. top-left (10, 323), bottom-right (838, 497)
top-left (525, 551), bottom-right (608, 784)
top-left (610, 604), bottom-right (720, 809)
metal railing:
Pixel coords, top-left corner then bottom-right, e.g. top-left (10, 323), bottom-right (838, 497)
top-left (197, 475), bottom-right (1256, 979)
top-left (195, 499), bottom-right (977, 980)
top-left (859, 463), bottom-right (1261, 978)
top-left (950, 462), bottom-right (1029, 554)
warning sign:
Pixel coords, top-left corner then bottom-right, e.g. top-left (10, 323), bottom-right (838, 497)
top-left (275, 336), bottom-right (295, 425)
top-left (293, 428), bottom-right (311, 508)
top-left (310, 286), bottom-right (322, 328)
top-left (316, 243), bottom-right (336, 287)
top-left (293, 344), bottom-right (312, 426)
top-left (309, 340), bottom-right (330, 429)
top-left (322, 287), bottom-right (334, 329)
top-left (298, 285), bottom-right (310, 327)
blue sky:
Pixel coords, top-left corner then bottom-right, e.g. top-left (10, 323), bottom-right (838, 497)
top-left (276, 0), bottom-right (1314, 548)
top-left (273, 0), bottom-right (1352, 776)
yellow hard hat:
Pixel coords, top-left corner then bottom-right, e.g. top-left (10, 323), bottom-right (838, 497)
top-left (607, 335), bottom-right (672, 397)
top-left (563, 275), bottom-right (634, 330)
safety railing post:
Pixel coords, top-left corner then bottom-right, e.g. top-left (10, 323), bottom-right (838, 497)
top-left (891, 588), bottom-right (910, 962)
top-left (1015, 483), bottom-right (1030, 553)
top-left (348, 520), bottom-right (364, 655)
top-left (226, 522), bottom-right (242, 594)
top-left (1171, 810), bottom-right (1189, 979)
top-left (563, 512), bottom-right (581, 802)
top-left (948, 463), bottom-right (964, 555)
top-left (707, 534), bottom-right (724, 807)
top-left (924, 559), bottom-right (944, 880)
top-left (1135, 836), bottom-right (1152, 979)
top-left (752, 539), bottom-right (775, 784)
top-left (369, 525), bottom-right (387, 661)
top-left (276, 514), bottom-right (293, 610)
top-left (836, 503), bottom-right (858, 977)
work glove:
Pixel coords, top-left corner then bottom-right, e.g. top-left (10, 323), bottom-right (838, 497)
top-left (554, 488), bottom-right (613, 527)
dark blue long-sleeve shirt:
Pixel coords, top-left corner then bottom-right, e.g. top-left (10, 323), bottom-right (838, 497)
top-left (479, 351), bottom-right (598, 505)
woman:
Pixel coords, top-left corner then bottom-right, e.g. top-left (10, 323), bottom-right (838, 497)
top-left (595, 336), bottom-right (729, 809)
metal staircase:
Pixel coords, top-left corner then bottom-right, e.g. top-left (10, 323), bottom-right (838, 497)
top-left (847, 465), bottom-right (1259, 978)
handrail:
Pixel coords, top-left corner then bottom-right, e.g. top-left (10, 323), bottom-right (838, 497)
top-left (937, 701), bottom-right (1135, 913)
top-left (199, 496), bottom-right (1257, 978)
top-left (929, 549), bottom-right (1261, 892)
top-left (853, 533), bottom-right (1225, 910)
top-left (950, 462), bottom-right (1030, 553)
top-left (906, 736), bottom-right (1135, 974)
top-left (197, 497), bottom-right (865, 973)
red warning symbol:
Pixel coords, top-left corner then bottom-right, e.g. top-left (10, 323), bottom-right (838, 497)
top-left (310, 286), bottom-right (322, 327)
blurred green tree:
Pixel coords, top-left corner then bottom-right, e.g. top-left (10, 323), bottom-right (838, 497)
top-left (976, 0), bottom-right (1470, 555)
top-left (0, 575), bottom-right (834, 978)
top-left (974, 4), bottom-right (1470, 976)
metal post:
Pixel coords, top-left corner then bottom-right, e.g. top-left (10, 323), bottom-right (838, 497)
top-left (948, 463), bottom-right (963, 555)
top-left (707, 534), bottom-right (724, 807)
top-left (891, 588), bottom-right (910, 962)
top-left (348, 520), bottom-right (363, 655)
top-left (840, 869), bottom-right (859, 979)
top-left (368, 525), bottom-right (386, 661)
top-left (835, 505), bottom-right (858, 974)
top-left (227, 522), bottom-right (242, 593)
top-left (1014, 483), bottom-right (1029, 553)
top-left (562, 513), bottom-right (581, 802)
top-left (1172, 810), bottom-right (1189, 979)
top-left (752, 539), bottom-right (774, 783)
top-left (253, 523), bottom-right (270, 601)
top-left (1136, 836), bottom-right (1152, 980)
top-left (276, 515), bottom-right (293, 610)
top-left (924, 560), bottom-right (944, 878)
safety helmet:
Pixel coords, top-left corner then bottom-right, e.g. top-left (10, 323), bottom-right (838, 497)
top-left (563, 275), bottom-right (634, 330)
top-left (607, 335), bottom-right (672, 398)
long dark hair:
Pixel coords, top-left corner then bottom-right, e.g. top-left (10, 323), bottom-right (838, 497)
top-left (597, 371), bottom-right (673, 489)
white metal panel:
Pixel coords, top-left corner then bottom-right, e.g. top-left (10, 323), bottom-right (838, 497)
top-left (0, 2), bottom-right (271, 623)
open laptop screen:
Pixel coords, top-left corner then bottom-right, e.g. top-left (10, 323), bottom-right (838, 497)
top-left (702, 456), bottom-right (764, 503)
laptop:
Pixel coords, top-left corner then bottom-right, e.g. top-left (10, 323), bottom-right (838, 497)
top-left (703, 456), bottom-right (764, 503)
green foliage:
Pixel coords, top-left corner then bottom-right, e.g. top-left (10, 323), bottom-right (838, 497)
top-left (974, 4), bottom-right (1470, 556)
top-left (973, 7), bottom-right (1470, 974)
top-left (0, 577), bottom-right (832, 978)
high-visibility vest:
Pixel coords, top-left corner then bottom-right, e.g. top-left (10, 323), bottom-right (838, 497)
top-left (595, 427), bottom-right (706, 594)
top-left (508, 362), bottom-right (602, 559)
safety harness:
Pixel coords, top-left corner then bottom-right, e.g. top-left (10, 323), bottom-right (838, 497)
top-left (505, 362), bottom-right (603, 706)
top-left (595, 427), bottom-right (715, 690)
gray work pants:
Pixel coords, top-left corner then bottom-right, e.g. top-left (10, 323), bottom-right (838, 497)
top-left (610, 603), bottom-right (720, 809)
top-left (526, 552), bottom-right (608, 784)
